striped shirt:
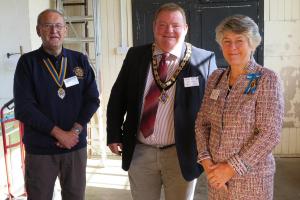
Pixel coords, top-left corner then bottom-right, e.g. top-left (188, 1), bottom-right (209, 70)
top-left (137, 43), bottom-right (184, 146)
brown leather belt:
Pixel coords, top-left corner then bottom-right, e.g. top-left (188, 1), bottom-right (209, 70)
top-left (136, 140), bottom-right (175, 150)
top-left (157, 143), bottom-right (176, 150)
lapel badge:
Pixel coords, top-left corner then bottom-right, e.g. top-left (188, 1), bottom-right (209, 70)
top-left (244, 72), bottom-right (261, 94)
top-left (73, 67), bottom-right (84, 79)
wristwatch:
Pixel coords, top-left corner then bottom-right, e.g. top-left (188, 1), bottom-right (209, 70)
top-left (73, 127), bottom-right (82, 135)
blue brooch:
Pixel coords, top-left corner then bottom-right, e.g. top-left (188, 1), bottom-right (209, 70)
top-left (244, 72), bottom-right (261, 94)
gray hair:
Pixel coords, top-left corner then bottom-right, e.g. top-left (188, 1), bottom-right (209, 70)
top-left (37, 9), bottom-right (65, 25)
top-left (153, 3), bottom-right (186, 24)
top-left (215, 15), bottom-right (261, 50)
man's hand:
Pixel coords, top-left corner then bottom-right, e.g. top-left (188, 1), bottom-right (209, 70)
top-left (51, 126), bottom-right (79, 149)
top-left (72, 122), bottom-right (83, 134)
top-left (108, 143), bottom-right (123, 156)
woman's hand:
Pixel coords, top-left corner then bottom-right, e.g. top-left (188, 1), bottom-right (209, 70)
top-left (207, 162), bottom-right (236, 189)
top-left (201, 159), bottom-right (214, 173)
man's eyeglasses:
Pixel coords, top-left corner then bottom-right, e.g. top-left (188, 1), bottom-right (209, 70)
top-left (40, 23), bottom-right (66, 31)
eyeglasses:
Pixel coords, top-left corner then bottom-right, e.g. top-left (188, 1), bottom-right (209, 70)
top-left (39, 23), bottom-right (66, 31)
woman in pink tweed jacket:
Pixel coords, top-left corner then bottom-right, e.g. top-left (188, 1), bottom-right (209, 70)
top-left (195, 15), bottom-right (284, 199)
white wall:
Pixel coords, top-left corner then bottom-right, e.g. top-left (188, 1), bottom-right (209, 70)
top-left (264, 0), bottom-right (300, 156)
top-left (99, 0), bottom-right (133, 110)
top-left (0, 0), bottom-right (31, 106)
top-left (28, 0), bottom-right (51, 50)
top-left (98, 0), bottom-right (132, 154)
top-left (0, 0), bottom-right (50, 107)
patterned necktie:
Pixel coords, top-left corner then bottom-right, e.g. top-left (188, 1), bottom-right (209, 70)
top-left (140, 53), bottom-right (168, 138)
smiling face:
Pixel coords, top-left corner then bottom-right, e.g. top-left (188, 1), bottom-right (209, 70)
top-left (36, 11), bottom-right (67, 55)
top-left (221, 31), bottom-right (253, 68)
top-left (153, 10), bottom-right (188, 52)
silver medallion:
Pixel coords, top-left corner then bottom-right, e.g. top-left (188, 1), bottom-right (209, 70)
top-left (57, 88), bottom-right (66, 99)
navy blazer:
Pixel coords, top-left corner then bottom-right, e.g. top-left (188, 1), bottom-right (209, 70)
top-left (107, 43), bottom-right (217, 181)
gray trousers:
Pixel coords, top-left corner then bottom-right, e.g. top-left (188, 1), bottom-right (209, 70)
top-left (128, 144), bottom-right (196, 200)
top-left (25, 147), bottom-right (87, 200)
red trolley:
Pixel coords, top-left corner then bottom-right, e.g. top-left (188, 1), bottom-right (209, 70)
top-left (1, 99), bottom-right (26, 199)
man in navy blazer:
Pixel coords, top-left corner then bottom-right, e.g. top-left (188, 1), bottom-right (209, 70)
top-left (107, 3), bottom-right (216, 200)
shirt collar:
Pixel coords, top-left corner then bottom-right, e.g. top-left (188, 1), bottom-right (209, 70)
top-left (244, 59), bottom-right (258, 73)
top-left (39, 46), bottom-right (66, 61)
top-left (153, 42), bottom-right (185, 59)
top-left (226, 59), bottom-right (259, 79)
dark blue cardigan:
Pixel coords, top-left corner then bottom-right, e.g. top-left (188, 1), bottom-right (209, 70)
top-left (14, 47), bottom-right (100, 154)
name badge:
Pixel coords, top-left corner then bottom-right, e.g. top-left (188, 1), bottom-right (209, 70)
top-left (210, 89), bottom-right (220, 100)
top-left (184, 77), bottom-right (199, 87)
top-left (64, 76), bottom-right (79, 88)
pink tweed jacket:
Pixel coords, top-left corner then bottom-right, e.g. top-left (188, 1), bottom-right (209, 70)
top-left (195, 61), bottom-right (284, 199)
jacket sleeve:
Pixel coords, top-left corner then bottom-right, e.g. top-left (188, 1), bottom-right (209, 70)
top-left (227, 72), bottom-right (284, 175)
top-left (76, 55), bottom-right (100, 126)
top-left (13, 55), bottom-right (55, 134)
top-left (106, 47), bottom-right (133, 144)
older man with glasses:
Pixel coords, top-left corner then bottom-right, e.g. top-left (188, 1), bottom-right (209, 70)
top-left (13, 9), bottom-right (100, 200)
